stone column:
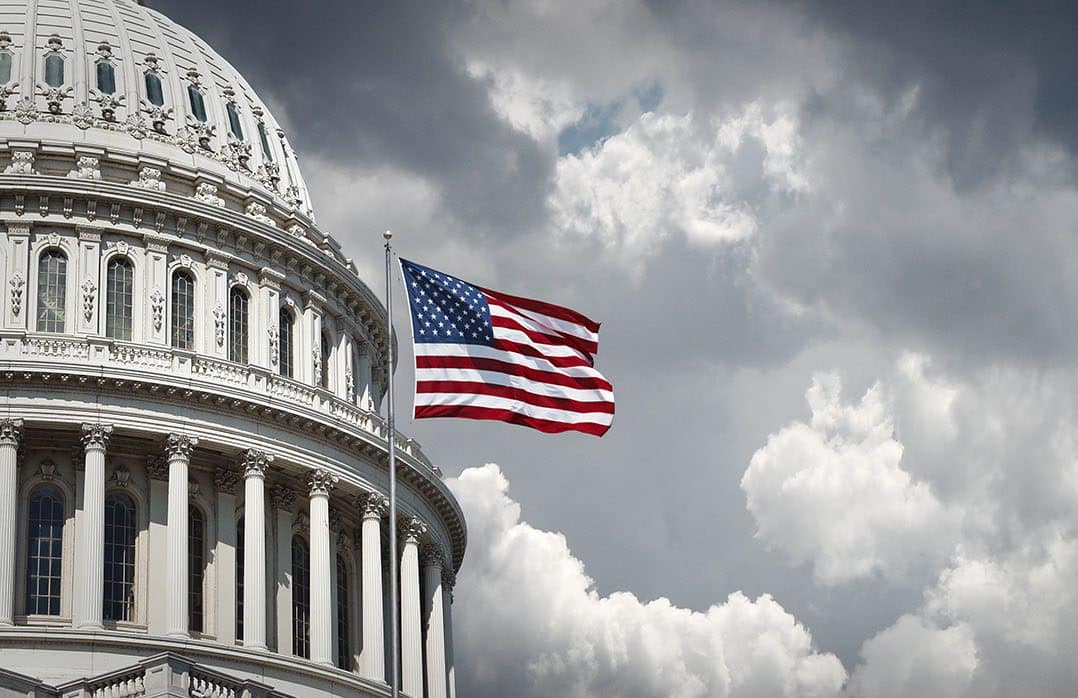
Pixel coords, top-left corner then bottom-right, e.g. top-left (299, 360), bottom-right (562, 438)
top-left (214, 468), bottom-right (240, 645)
top-left (76, 423), bottom-right (111, 629)
top-left (165, 433), bottom-right (198, 637)
top-left (422, 545), bottom-right (448, 698)
top-left (359, 493), bottom-right (388, 681)
top-left (400, 518), bottom-right (427, 698)
top-left (0, 419), bottom-right (23, 626)
top-left (146, 456), bottom-right (169, 635)
top-left (272, 485), bottom-right (296, 656)
top-left (443, 569), bottom-right (457, 698)
top-left (242, 449), bottom-right (273, 650)
top-left (307, 468), bottom-right (338, 665)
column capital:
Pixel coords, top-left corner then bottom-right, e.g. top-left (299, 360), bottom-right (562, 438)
top-left (441, 566), bottom-right (456, 592)
top-left (0, 418), bottom-right (23, 447)
top-left (307, 468), bottom-right (338, 497)
top-left (360, 492), bottom-right (389, 520)
top-left (421, 543), bottom-right (446, 570)
top-left (241, 449), bottom-right (273, 478)
top-left (270, 483), bottom-right (297, 511)
top-left (213, 467), bottom-right (241, 495)
top-left (165, 433), bottom-right (199, 461)
top-left (80, 423), bottom-right (113, 451)
top-left (400, 517), bottom-right (427, 545)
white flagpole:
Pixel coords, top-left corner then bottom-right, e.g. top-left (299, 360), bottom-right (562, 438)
top-left (384, 230), bottom-right (400, 698)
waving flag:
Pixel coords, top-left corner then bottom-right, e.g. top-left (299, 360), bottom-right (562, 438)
top-left (399, 259), bottom-right (615, 436)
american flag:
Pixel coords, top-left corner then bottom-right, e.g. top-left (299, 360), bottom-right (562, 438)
top-left (399, 259), bottom-right (615, 436)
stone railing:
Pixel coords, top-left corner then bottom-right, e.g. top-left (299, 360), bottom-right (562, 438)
top-left (56, 664), bottom-right (146, 697)
top-left (1, 332), bottom-right (434, 473)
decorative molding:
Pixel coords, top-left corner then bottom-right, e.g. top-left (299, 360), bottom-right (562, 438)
top-left (67, 156), bottom-right (101, 180)
top-left (194, 182), bottom-right (224, 207)
top-left (0, 418), bottom-right (23, 447)
top-left (232, 271), bottom-right (249, 288)
top-left (268, 325), bottom-right (279, 367)
top-left (9, 273), bottom-right (24, 316)
top-left (80, 423), bottom-right (113, 451)
top-left (421, 543), bottom-right (445, 569)
top-left (5, 150), bottom-right (36, 174)
top-left (165, 432), bottom-right (199, 461)
top-left (131, 167), bottom-right (166, 191)
top-left (146, 455), bottom-right (168, 481)
top-left (213, 304), bottom-right (226, 346)
top-left (311, 347), bottom-right (322, 387)
top-left (81, 278), bottom-right (97, 321)
top-left (150, 287), bottom-right (165, 331)
top-left (307, 468), bottom-right (338, 497)
top-left (245, 201), bottom-right (276, 227)
top-left (241, 449), bottom-right (273, 478)
top-left (37, 458), bottom-right (57, 481)
top-left (270, 483), bottom-right (296, 510)
top-left (110, 466), bottom-right (131, 488)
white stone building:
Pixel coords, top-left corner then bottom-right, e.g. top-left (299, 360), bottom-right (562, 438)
top-left (0, 1), bottom-right (465, 696)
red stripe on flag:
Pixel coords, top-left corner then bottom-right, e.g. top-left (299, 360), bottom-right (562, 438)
top-left (489, 314), bottom-right (599, 359)
top-left (415, 355), bottom-right (613, 391)
top-left (481, 288), bottom-right (601, 333)
top-left (414, 404), bottom-right (611, 436)
top-left (492, 338), bottom-right (595, 369)
top-left (416, 380), bottom-right (616, 414)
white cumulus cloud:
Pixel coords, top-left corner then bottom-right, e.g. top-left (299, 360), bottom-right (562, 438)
top-left (447, 463), bottom-right (846, 698)
top-left (741, 371), bottom-right (960, 585)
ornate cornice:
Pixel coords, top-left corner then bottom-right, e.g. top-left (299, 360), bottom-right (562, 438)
top-left (307, 468), bottom-right (338, 497)
top-left (0, 418), bottom-right (23, 447)
top-left (165, 432), bottom-right (199, 461)
top-left (80, 422), bottom-right (113, 451)
top-left (241, 449), bottom-right (273, 478)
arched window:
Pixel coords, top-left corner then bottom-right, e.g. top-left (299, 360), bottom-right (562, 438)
top-left (187, 85), bottom-right (207, 122)
top-left (278, 307), bottom-right (294, 378)
top-left (96, 61), bottom-right (116, 94)
top-left (37, 249), bottom-right (67, 333)
top-left (144, 72), bottom-right (164, 106)
top-left (229, 287), bottom-right (249, 364)
top-left (236, 516), bottom-right (244, 641)
top-left (291, 536), bottom-right (310, 658)
top-left (25, 485), bottom-right (64, 616)
top-left (257, 122), bottom-right (273, 161)
top-left (226, 101), bottom-right (244, 140)
top-left (0, 52), bottom-right (12, 84)
top-left (336, 553), bottom-right (351, 669)
top-left (320, 331), bottom-right (331, 390)
top-left (105, 257), bottom-right (134, 340)
top-left (171, 270), bottom-right (195, 350)
top-left (189, 505), bottom-right (206, 633)
top-left (103, 492), bottom-right (136, 622)
top-left (44, 54), bottom-right (64, 87)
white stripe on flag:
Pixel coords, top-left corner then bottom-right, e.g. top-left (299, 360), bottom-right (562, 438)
top-left (412, 392), bottom-right (614, 426)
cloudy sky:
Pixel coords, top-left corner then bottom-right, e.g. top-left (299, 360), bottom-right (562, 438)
top-left (156, 1), bottom-right (1078, 695)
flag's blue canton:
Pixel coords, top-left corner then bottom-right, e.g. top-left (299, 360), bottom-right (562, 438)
top-left (401, 259), bottom-right (494, 346)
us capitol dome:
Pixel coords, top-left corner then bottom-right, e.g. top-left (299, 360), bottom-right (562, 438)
top-left (0, 1), bottom-right (465, 696)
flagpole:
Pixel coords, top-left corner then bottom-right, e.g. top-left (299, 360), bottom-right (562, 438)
top-left (384, 229), bottom-right (400, 698)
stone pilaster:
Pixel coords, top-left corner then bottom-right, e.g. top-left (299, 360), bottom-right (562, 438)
top-left (0, 419), bottom-right (23, 625)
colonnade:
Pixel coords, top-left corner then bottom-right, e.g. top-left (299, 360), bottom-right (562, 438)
top-left (0, 418), bottom-right (456, 698)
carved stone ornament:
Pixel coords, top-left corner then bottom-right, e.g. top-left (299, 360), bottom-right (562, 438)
top-left (92, 91), bottom-right (124, 122)
top-left (328, 510), bottom-right (343, 532)
top-left (38, 84), bottom-right (72, 114)
top-left (131, 167), bottom-right (165, 191)
top-left (141, 102), bottom-right (173, 134)
top-left (401, 517), bottom-right (427, 545)
top-left (9, 273), bottom-right (24, 316)
top-left (268, 325), bottom-right (279, 366)
top-left (307, 468), bottom-right (338, 497)
top-left (81, 278), bottom-right (97, 321)
top-left (67, 156), bottom-right (101, 180)
top-left (287, 224), bottom-right (305, 239)
top-left (270, 483), bottom-right (296, 510)
top-left (110, 466), bottom-right (131, 488)
top-left (213, 304), bottom-right (226, 346)
top-left (0, 83), bottom-right (18, 112)
top-left (361, 493), bottom-right (389, 519)
top-left (37, 458), bottom-right (57, 481)
top-left (241, 449), bottom-right (273, 478)
top-left (258, 161), bottom-right (281, 190)
top-left (47, 233), bottom-right (60, 247)
top-left (146, 455), bottom-right (168, 481)
top-left (5, 150), bottom-right (36, 174)
top-left (114, 240), bottom-right (130, 256)
top-left (80, 423), bottom-right (113, 451)
top-left (232, 271), bottom-right (249, 287)
top-left (72, 102), bottom-right (94, 130)
top-left (441, 566), bottom-right (457, 592)
top-left (194, 182), bottom-right (224, 207)
top-left (345, 364), bottom-right (355, 402)
top-left (178, 254), bottom-right (193, 269)
top-left (0, 418), bottom-right (23, 447)
top-left (124, 113), bottom-right (149, 140)
top-left (149, 287), bottom-right (164, 331)
top-left (213, 467), bottom-right (240, 495)
top-left (165, 432), bottom-right (199, 461)
top-left (245, 201), bottom-right (276, 227)
top-left (14, 96), bottom-right (35, 125)
top-left (312, 347), bottom-right (323, 387)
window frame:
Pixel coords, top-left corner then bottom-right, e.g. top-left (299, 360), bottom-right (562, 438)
top-left (17, 470), bottom-right (74, 625)
top-left (95, 60), bottom-right (116, 95)
top-left (188, 502), bottom-right (207, 634)
top-left (105, 255), bottom-right (135, 340)
top-left (35, 247), bottom-right (68, 334)
top-left (103, 490), bottom-right (138, 624)
top-left (291, 534), bottom-right (311, 659)
top-left (228, 285), bottom-right (250, 364)
top-left (144, 71), bottom-right (164, 107)
top-left (24, 484), bottom-right (65, 617)
top-left (43, 53), bottom-right (64, 88)
top-left (278, 305), bottom-right (295, 378)
top-left (170, 268), bottom-right (196, 351)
